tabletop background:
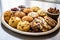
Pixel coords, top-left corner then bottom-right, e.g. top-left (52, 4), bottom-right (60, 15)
top-left (0, 0), bottom-right (60, 40)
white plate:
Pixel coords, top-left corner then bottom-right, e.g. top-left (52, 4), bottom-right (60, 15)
top-left (1, 1), bottom-right (60, 36)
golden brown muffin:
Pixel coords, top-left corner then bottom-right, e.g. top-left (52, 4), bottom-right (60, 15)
top-left (37, 10), bottom-right (47, 16)
top-left (28, 12), bottom-right (39, 18)
top-left (22, 16), bottom-right (33, 22)
top-left (23, 8), bottom-right (33, 13)
top-left (9, 17), bottom-right (21, 28)
top-left (44, 16), bottom-right (57, 27)
top-left (15, 11), bottom-right (25, 18)
top-left (4, 11), bottom-right (13, 23)
top-left (31, 6), bottom-right (40, 12)
top-left (17, 21), bottom-right (30, 31)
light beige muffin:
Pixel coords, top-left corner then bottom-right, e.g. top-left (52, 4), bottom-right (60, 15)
top-left (4, 11), bottom-right (13, 23)
top-left (22, 16), bottom-right (33, 22)
top-left (17, 21), bottom-right (30, 31)
top-left (23, 8), bottom-right (33, 13)
top-left (9, 17), bottom-right (21, 28)
top-left (28, 12), bottom-right (39, 18)
top-left (31, 6), bottom-right (40, 12)
top-left (37, 10), bottom-right (47, 16)
top-left (15, 11), bottom-right (25, 18)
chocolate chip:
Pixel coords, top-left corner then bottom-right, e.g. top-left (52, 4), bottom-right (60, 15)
top-left (12, 21), bottom-right (14, 23)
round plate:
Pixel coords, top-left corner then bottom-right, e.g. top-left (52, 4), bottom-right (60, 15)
top-left (1, 1), bottom-right (60, 36)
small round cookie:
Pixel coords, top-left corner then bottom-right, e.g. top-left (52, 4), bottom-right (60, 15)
top-left (4, 11), bottom-right (13, 23)
top-left (31, 6), bottom-right (40, 12)
top-left (22, 16), bottom-right (33, 22)
top-left (15, 11), bottom-right (25, 18)
top-left (9, 17), bottom-right (21, 28)
top-left (17, 21), bottom-right (30, 31)
top-left (37, 10), bottom-right (47, 16)
top-left (23, 8), bottom-right (33, 13)
top-left (28, 12), bottom-right (39, 18)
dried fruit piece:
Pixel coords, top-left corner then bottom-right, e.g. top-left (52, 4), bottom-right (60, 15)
top-left (11, 8), bottom-right (19, 11)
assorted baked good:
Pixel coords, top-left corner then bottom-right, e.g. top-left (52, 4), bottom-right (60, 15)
top-left (4, 5), bottom-right (58, 32)
top-left (47, 7), bottom-right (60, 14)
top-left (28, 12), bottom-right (39, 18)
top-left (9, 17), bottom-right (21, 28)
top-left (17, 21), bottom-right (30, 31)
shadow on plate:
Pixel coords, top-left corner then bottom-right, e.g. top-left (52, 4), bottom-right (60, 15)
top-left (1, 23), bottom-right (60, 40)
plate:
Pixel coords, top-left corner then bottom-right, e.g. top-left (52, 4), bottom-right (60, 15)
top-left (1, 1), bottom-right (60, 36)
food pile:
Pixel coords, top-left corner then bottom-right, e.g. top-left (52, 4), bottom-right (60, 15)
top-left (48, 7), bottom-right (60, 14)
top-left (4, 5), bottom-right (57, 32)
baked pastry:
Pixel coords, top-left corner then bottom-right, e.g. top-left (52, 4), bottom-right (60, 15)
top-left (23, 8), bottom-right (33, 13)
top-left (37, 10), bottom-right (47, 16)
top-left (44, 16), bottom-right (57, 27)
top-left (28, 12), bottom-right (39, 18)
top-left (38, 17), bottom-right (51, 29)
top-left (17, 21), bottom-right (30, 31)
top-left (31, 6), bottom-right (40, 12)
top-left (22, 16), bottom-right (33, 22)
top-left (15, 11), bottom-right (25, 18)
top-left (4, 11), bottom-right (13, 23)
top-left (9, 17), bottom-right (21, 28)
top-left (30, 21), bottom-right (43, 32)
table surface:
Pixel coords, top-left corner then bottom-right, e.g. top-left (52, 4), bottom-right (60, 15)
top-left (0, 0), bottom-right (60, 40)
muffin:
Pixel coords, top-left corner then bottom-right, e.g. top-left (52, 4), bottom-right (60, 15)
top-left (22, 16), bottom-right (33, 22)
top-left (17, 21), bottom-right (30, 31)
top-left (9, 17), bottom-right (21, 28)
top-left (28, 12), bottom-right (39, 18)
top-left (4, 11), bottom-right (13, 23)
top-left (31, 6), bottom-right (40, 12)
top-left (23, 8), bottom-right (33, 13)
top-left (37, 10), bottom-right (47, 16)
top-left (15, 11), bottom-right (25, 18)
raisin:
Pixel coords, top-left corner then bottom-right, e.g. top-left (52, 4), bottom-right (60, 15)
top-left (11, 8), bottom-right (19, 11)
